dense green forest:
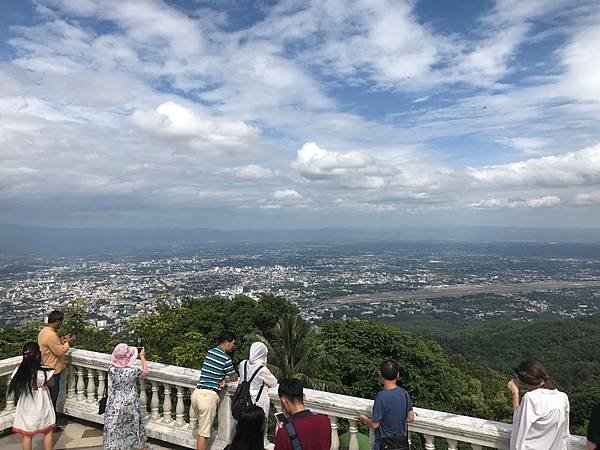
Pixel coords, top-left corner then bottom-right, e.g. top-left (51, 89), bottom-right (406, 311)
top-left (1, 295), bottom-right (598, 438)
top-left (391, 314), bottom-right (600, 433)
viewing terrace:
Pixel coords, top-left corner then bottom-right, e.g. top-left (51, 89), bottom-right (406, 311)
top-left (0, 349), bottom-right (588, 449)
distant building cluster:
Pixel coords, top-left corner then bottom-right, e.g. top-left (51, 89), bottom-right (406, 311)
top-left (1, 245), bottom-right (599, 329)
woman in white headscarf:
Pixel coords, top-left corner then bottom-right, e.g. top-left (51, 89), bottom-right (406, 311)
top-left (238, 342), bottom-right (278, 434)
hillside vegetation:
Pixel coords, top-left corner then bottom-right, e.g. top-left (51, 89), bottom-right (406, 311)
top-left (393, 314), bottom-right (600, 433)
top-left (4, 296), bottom-right (599, 435)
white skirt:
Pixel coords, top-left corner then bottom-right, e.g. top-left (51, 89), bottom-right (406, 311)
top-left (12, 379), bottom-right (56, 435)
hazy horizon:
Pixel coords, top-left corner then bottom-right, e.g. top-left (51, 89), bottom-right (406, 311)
top-left (3, 222), bottom-right (600, 232)
top-left (3, 222), bottom-right (600, 256)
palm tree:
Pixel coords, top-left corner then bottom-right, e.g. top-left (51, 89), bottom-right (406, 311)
top-left (273, 313), bottom-right (313, 379)
top-left (252, 312), bottom-right (343, 392)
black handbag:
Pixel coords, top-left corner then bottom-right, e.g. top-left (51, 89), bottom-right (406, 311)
top-left (98, 395), bottom-right (108, 415)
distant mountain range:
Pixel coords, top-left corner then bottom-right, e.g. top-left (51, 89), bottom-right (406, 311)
top-left (2, 223), bottom-right (600, 255)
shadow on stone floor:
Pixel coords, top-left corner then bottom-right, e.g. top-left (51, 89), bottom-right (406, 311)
top-left (0, 418), bottom-right (188, 450)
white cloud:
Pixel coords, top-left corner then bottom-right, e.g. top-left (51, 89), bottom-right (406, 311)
top-left (470, 195), bottom-right (561, 209)
top-left (254, 0), bottom-right (552, 91)
top-left (320, 0), bottom-right (439, 85)
top-left (491, 0), bottom-right (573, 22)
top-left (230, 164), bottom-right (274, 181)
top-left (247, 0), bottom-right (441, 90)
top-left (39, 0), bottom-right (203, 58)
top-left (292, 142), bottom-right (460, 197)
top-left (452, 24), bottom-right (528, 86)
top-left (528, 195), bottom-right (562, 208)
top-left (9, 20), bottom-right (94, 73)
top-left (2, 0), bottom-right (600, 227)
top-left (294, 142), bottom-right (374, 179)
top-left (574, 191), bottom-right (600, 206)
top-left (272, 189), bottom-right (304, 201)
top-left (501, 137), bottom-right (550, 155)
top-left (128, 101), bottom-right (260, 151)
top-left (412, 96), bottom-right (430, 104)
top-left (259, 189), bottom-right (311, 209)
top-left (469, 144), bottom-right (600, 188)
top-left (558, 22), bottom-right (600, 101)
top-left (0, 96), bottom-right (70, 122)
top-left (196, 40), bottom-right (334, 117)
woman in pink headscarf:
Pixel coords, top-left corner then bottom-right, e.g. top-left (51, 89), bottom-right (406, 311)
top-left (103, 344), bottom-right (149, 450)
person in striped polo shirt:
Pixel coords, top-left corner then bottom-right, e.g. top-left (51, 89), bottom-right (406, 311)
top-left (192, 330), bottom-right (239, 450)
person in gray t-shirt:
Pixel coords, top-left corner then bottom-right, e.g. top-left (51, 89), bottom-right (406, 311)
top-left (357, 361), bottom-right (415, 450)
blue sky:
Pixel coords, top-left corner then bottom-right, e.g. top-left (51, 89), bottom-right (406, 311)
top-left (1, 0), bottom-right (600, 229)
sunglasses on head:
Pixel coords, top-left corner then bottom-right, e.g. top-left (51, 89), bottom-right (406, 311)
top-left (514, 368), bottom-right (528, 378)
top-left (513, 369), bottom-right (529, 392)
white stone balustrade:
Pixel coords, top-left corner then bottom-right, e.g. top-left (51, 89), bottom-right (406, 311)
top-left (0, 350), bottom-right (590, 450)
top-left (0, 355), bottom-right (20, 433)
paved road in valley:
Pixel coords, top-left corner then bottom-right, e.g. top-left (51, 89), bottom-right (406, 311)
top-left (321, 280), bottom-right (600, 305)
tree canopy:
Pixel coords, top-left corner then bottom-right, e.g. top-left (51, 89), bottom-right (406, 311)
top-left (2, 295), bottom-right (598, 434)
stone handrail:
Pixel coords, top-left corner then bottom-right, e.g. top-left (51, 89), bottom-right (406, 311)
top-left (0, 350), bottom-right (588, 450)
top-left (0, 355), bottom-right (22, 432)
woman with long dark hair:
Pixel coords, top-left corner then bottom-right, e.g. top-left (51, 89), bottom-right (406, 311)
top-left (507, 359), bottom-right (570, 450)
top-left (225, 406), bottom-right (266, 450)
top-left (9, 342), bottom-right (56, 450)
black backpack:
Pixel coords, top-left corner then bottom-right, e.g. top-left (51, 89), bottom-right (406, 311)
top-left (231, 361), bottom-right (265, 420)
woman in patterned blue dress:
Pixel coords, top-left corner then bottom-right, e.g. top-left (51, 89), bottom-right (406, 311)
top-left (103, 343), bottom-right (149, 450)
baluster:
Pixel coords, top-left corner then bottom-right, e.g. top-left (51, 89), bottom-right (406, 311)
top-left (446, 439), bottom-right (458, 450)
top-left (139, 379), bottom-right (148, 418)
top-left (86, 368), bottom-right (96, 403)
top-left (67, 366), bottom-right (76, 399)
top-left (471, 445), bottom-right (482, 450)
top-left (150, 381), bottom-right (160, 420)
top-left (175, 386), bottom-right (185, 427)
top-left (162, 383), bottom-right (173, 423)
top-left (424, 434), bottom-right (436, 450)
top-left (96, 370), bottom-right (105, 403)
top-left (217, 389), bottom-right (234, 442)
top-left (189, 388), bottom-right (198, 432)
top-left (5, 375), bottom-right (15, 412)
top-left (329, 416), bottom-right (340, 450)
top-left (348, 419), bottom-right (359, 450)
top-left (76, 366), bottom-right (86, 401)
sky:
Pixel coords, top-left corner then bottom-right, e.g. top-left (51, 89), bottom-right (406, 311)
top-left (1, 0), bottom-right (600, 229)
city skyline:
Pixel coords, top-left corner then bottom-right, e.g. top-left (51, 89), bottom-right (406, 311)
top-left (1, 0), bottom-right (600, 228)
top-left (3, 240), bottom-right (600, 328)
